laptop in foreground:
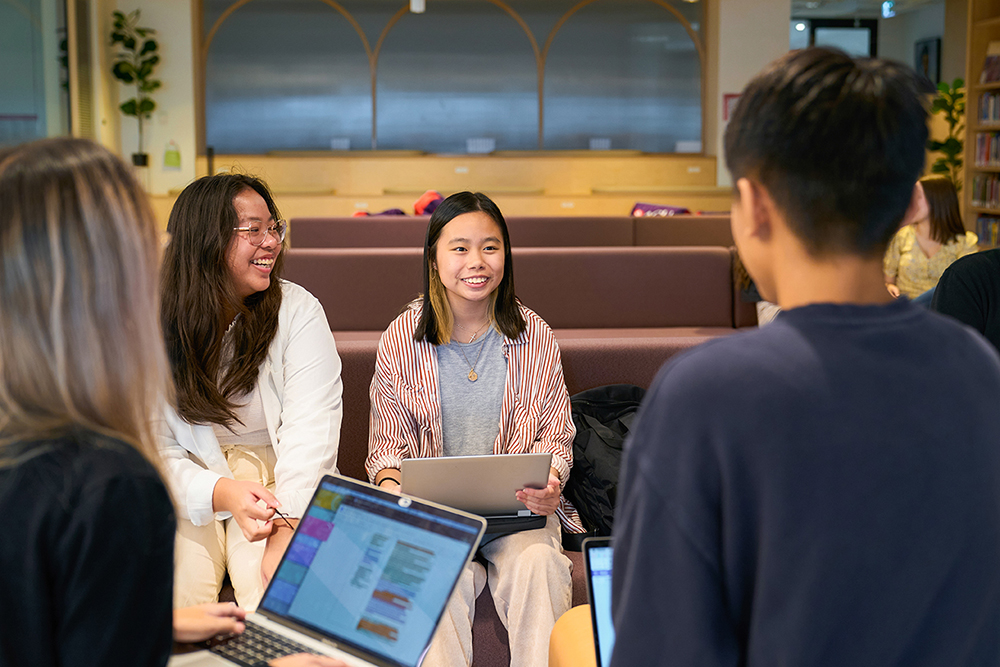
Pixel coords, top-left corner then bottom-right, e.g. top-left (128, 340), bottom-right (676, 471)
top-left (170, 473), bottom-right (485, 667)
top-left (583, 536), bottom-right (615, 667)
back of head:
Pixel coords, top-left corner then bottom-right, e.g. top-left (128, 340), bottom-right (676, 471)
top-left (0, 138), bottom-right (169, 461)
top-left (919, 176), bottom-right (965, 243)
top-left (724, 47), bottom-right (933, 257)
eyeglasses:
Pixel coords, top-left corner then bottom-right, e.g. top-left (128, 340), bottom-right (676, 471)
top-left (233, 220), bottom-right (286, 247)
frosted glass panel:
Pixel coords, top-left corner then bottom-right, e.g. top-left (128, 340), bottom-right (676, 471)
top-left (202, 0), bottom-right (703, 153)
top-left (544, 1), bottom-right (701, 152)
top-left (0, 0), bottom-right (52, 146)
top-left (815, 27), bottom-right (872, 57)
top-left (375, 1), bottom-right (537, 152)
top-left (204, 0), bottom-right (376, 153)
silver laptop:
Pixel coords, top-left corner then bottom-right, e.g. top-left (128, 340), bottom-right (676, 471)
top-left (170, 474), bottom-right (485, 667)
top-left (400, 453), bottom-right (552, 519)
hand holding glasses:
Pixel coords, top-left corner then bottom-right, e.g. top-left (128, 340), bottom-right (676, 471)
top-left (233, 220), bottom-right (286, 247)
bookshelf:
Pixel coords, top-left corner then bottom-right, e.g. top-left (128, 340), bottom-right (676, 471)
top-left (966, 0), bottom-right (1000, 245)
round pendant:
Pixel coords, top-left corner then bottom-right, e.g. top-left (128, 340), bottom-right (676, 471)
top-left (468, 370), bottom-right (478, 382)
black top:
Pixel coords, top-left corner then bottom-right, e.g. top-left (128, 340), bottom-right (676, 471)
top-left (0, 429), bottom-right (176, 667)
top-left (612, 300), bottom-right (1000, 666)
top-left (932, 247), bottom-right (1000, 353)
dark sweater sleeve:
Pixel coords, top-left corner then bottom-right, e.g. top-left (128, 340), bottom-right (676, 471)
top-left (932, 258), bottom-right (989, 334)
top-left (54, 473), bottom-right (175, 667)
top-left (610, 362), bottom-right (741, 667)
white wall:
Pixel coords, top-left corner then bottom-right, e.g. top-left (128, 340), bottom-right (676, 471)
top-left (111, 0), bottom-right (197, 195)
top-left (942, 0), bottom-right (966, 84)
top-left (878, 2), bottom-right (946, 76)
top-left (712, 0), bottom-right (793, 186)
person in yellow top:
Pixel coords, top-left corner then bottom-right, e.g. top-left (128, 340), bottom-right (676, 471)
top-left (884, 176), bottom-right (978, 306)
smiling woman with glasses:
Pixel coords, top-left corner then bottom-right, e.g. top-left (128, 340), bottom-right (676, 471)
top-left (159, 173), bottom-right (343, 613)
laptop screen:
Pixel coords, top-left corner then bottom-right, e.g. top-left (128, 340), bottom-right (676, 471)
top-left (259, 476), bottom-right (484, 667)
top-left (584, 538), bottom-right (615, 667)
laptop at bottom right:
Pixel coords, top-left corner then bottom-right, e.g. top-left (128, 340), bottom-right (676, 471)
top-left (583, 536), bottom-right (615, 667)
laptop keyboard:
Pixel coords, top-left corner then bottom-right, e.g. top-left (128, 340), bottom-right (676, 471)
top-left (210, 619), bottom-right (314, 666)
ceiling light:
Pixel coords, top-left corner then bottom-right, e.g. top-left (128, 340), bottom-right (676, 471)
top-left (795, 22), bottom-right (807, 32)
top-left (410, 0), bottom-right (425, 13)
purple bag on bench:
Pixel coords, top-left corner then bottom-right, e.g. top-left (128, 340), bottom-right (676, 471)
top-left (630, 202), bottom-right (691, 217)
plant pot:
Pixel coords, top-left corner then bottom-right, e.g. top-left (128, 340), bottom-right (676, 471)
top-left (132, 153), bottom-right (149, 167)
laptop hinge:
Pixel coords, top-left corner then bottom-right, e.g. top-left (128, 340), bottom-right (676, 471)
top-left (517, 509), bottom-right (532, 517)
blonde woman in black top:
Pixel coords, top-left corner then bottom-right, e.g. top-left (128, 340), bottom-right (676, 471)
top-left (0, 138), bottom-right (341, 667)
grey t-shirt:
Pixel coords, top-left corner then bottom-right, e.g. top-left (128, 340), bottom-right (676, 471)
top-left (437, 326), bottom-right (507, 457)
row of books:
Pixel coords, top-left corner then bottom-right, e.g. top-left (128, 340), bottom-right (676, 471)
top-left (980, 92), bottom-right (1000, 124)
top-left (982, 41), bottom-right (1000, 83)
top-left (971, 173), bottom-right (1000, 209)
top-left (977, 215), bottom-right (1000, 246)
top-left (974, 131), bottom-right (1000, 166)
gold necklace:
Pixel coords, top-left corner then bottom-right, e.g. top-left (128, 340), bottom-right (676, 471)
top-left (457, 334), bottom-right (488, 382)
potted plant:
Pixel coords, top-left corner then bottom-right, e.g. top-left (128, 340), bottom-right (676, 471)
top-left (111, 10), bottom-right (161, 167)
top-left (927, 78), bottom-right (965, 191)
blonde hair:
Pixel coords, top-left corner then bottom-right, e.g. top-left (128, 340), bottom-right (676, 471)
top-left (427, 264), bottom-right (456, 344)
top-left (0, 138), bottom-right (171, 469)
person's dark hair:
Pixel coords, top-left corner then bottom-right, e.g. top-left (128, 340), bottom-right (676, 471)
top-left (919, 176), bottom-right (965, 244)
top-left (724, 47), bottom-right (934, 257)
top-left (160, 173), bottom-right (284, 427)
top-left (414, 191), bottom-right (525, 345)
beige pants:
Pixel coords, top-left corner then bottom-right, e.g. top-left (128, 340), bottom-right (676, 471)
top-left (173, 445), bottom-right (276, 612)
top-left (424, 515), bottom-right (573, 667)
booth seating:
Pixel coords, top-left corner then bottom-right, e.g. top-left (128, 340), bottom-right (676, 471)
top-left (288, 214), bottom-right (733, 248)
top-left (284, 245), bottom-right (754, 485)
top-left (282, 245), bottom-right (755, 667)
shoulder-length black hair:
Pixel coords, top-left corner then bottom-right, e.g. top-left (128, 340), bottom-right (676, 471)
top-left (160, 173), bottom-right (284, 427)
top-left (414, 191), bottom-right (525, 345)
top-left (920, 176), bottom-right (966, 244)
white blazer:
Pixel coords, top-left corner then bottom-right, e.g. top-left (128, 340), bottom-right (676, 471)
top-left (159, 281), bottom-right (343, 526)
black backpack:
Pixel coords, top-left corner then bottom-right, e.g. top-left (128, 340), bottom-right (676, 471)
top-left (564, 384), bottom-right (646, 536)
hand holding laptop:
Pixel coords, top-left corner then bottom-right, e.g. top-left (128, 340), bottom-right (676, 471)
top-left (515, 469), bottom-right (561, 515)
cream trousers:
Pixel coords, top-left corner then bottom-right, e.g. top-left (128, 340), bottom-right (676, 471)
top-left (173, 444), bottom-right (276, 612)
top-left (423, 515), bottom-right (573, 667)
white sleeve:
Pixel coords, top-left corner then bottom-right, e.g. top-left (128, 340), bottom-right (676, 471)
top-left (156, 407), bottom-right (228, 526)
top-left (271, 294), bottom-right (344, 518)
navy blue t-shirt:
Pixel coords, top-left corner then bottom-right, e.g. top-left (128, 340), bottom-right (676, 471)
top-left (612, 300), bottom-right (1000, 666)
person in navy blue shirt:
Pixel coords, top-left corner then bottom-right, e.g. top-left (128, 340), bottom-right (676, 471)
top-left (611, 47), bottom-right (1000, 667)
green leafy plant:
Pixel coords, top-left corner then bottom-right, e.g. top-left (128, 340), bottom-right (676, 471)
top-left (111, 10), bottom-right (160, 162)
top-left (927, 78), bottom-right (965, 191)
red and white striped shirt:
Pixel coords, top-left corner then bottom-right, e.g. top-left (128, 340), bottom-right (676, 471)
top-left (367, 303), bottom-right (585, 533)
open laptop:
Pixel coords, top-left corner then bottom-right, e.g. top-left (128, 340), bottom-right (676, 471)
top-left (400, 453), bottom-right (551, 532)
top-left (583, 536), bottom-right (615, 667)
top-left (170, 474), bottom-right (485, 667)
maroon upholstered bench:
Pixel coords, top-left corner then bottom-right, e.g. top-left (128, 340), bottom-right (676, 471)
top-left (287, 214), bottom-right (731, 249)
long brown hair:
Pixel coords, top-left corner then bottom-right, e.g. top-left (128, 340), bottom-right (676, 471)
top-left (919, 176), bottom-right (966, 244)
top-left (414, 192), bottom-right (525, 345)
top-left (0, 138), bottom-right (169, 468)
top-left (160, 174), bottom-right (284, 427)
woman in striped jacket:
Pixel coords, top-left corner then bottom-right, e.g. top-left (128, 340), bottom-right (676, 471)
top-left (366, 192), bottom-right (580, 667)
